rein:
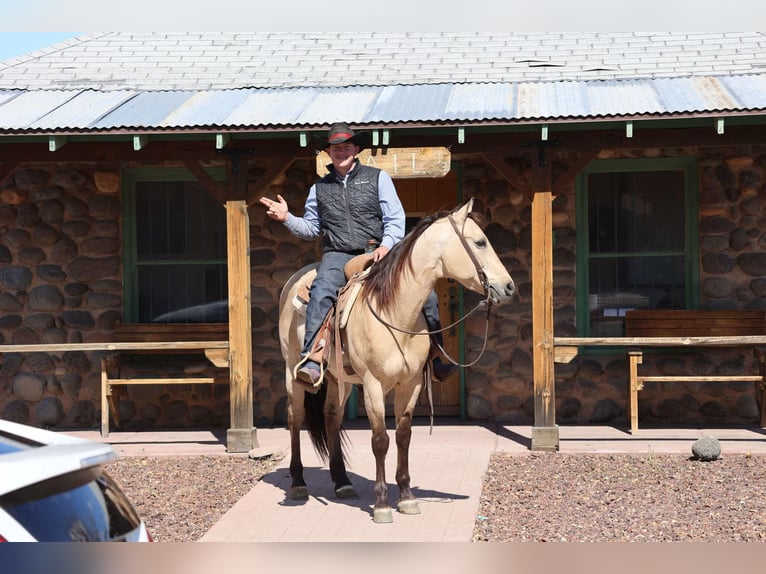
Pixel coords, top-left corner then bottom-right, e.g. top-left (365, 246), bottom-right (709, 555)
top-left (365, 212), bottom-right (494, 368)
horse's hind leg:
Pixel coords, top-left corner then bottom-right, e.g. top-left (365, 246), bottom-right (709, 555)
top-left (393, 383), bottom-right (421, 515)
top-left (325, 380), bottom-right (357, 499)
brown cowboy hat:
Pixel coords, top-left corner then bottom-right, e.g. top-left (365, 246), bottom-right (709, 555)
top-left (313, 122), bottom-right (372, 152)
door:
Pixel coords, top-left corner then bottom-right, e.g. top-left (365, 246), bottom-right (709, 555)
top-left (354, 172), bottom-right (461, 418)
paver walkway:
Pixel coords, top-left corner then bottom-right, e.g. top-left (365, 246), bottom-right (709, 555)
top-left (68, 422), bottom-right (766, 542)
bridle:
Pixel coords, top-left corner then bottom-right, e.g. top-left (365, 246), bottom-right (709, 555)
top-left (366, 212), bottom-right (495, 368)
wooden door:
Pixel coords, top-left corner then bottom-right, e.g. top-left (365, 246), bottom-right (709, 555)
top-left (355, 173), bottom-right (461, 417)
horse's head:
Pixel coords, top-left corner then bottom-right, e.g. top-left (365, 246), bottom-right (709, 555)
top-left (432, 198), bottom-right (516, 305)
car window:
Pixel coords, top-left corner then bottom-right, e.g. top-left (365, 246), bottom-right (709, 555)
top-left (0, 468), bottom-right (141, 542)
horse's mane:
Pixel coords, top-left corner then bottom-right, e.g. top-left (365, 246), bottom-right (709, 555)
top-left (361, 207), bottom-right (485, 313)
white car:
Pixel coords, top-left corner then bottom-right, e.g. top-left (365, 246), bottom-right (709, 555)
top-left (0, 419), bottom-right (150, 542)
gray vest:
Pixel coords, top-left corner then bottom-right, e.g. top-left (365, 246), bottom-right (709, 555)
top-left (315, 162), bottom-right (384, 253)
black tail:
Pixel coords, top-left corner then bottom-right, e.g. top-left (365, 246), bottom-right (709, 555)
top-left (303, 382), bottom-right (350, 466)
top-left (303, 383), bottom-right (330, 464)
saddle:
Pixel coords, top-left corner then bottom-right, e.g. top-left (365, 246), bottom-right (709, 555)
top-left (291, 253), bottom-right (374, 391)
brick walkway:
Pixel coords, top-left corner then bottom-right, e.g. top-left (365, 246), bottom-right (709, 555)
top-left (68, 422), bottom-right (766, 542)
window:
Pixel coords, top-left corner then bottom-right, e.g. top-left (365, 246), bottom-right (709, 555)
top-left (122, 169), bottom-right (227, 323)
top-left (576, 158), bottom-right (699, 336)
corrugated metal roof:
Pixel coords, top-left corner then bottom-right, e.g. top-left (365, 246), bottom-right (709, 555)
top-left (0, 33), bottom-right (764, 135)
top-left (1, 73), bottom-right (764, 134)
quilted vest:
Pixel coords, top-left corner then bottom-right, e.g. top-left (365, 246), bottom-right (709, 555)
top-left (315, 162), bottom-right (384, 254)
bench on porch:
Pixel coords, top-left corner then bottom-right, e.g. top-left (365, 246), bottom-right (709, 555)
top-left (554, 309), bottom-right (766, 434)
top-left (101, 322), bottom-right (230, 437)
top-left (0, 323), bottom-right (230, 438)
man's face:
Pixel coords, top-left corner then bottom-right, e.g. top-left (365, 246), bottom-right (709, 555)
top-left (327, 142), bottom-right (359, 174)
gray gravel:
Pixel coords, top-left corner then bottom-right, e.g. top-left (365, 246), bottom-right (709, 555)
top-left (473, 452), bottom-right (766, 542)
top-left (106, 454), bottom-right (282, 542)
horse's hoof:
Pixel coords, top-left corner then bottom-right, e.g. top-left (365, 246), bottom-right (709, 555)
top-left (290, 486), bottom-right (309, 500)
top-left (373, 507), bottom-right (394, 523)
top-left (397, 499), bottom-right (421, 515)
top-left (335, 484), bottom-right (358, 499)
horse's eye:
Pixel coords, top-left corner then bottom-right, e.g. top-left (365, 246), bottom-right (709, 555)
top-left (475, 239), bottom-right (486, 248)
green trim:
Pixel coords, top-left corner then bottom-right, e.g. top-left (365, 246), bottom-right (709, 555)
top-left (120, 166), bottom-right (226, 322)
top-left (4, 114), bottom-right (766, 147)
top-left (575, 157), bottom-right (699, 342)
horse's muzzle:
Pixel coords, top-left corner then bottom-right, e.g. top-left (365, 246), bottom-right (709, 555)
top-left (489, 281), bottom-right (516, 305)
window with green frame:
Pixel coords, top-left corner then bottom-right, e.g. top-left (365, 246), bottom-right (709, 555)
top-left (575, 158), bottom-right (699, 337)
top-left (122, 168), bottom-right (228, 323)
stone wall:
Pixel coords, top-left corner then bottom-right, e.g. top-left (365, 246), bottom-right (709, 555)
top-left (2, 146), bottom-right (765, 431)
top-left (552, 146), bottom-right (766, 427)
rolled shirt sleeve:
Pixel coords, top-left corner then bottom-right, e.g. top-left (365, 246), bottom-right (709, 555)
top-left (283, 184), bottom-right (321, 240)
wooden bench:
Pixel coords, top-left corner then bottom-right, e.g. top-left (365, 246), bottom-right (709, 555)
top-left (102, 322), bottom-right (229, 437)
top-left (555, 309), bottom-right (766, 434)
top-left (0, 323), bottom-right (229, 438)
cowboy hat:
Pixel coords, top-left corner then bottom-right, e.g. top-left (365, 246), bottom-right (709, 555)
top-left (313, 122), bottom-right (372, 151)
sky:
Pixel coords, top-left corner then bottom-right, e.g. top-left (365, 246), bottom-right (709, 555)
top-left (2, 0), bottom-right (764, 35)
top-left (0, 32), bottom-right (80, 61)
top-left (0, 0), bottom-right (764, 62)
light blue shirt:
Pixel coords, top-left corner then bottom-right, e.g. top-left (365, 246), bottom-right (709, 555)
top-left (284, 164), bottom-right (405, 250)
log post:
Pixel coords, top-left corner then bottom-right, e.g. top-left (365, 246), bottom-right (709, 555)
top-left (531, 161), bottom-right (559, 451)
top-left (225, 199), bottom-right (257, 452)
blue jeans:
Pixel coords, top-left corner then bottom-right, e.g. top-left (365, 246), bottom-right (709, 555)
top-left (302, 251), bottom-right (444, 357)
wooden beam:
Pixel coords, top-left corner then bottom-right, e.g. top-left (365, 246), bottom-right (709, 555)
top-left (182, 160), bottom-right (228, 204)
top-left (216, 134), bottom-right (231, 149)
top-left (550, 151), bottom-right (598, 196)
top-left (48, 135), bottom-right (68, 151)
top-left (530, 160), bottom-right (558, 452)
top-left (133, 135), bottom-right (149, 151)
top-left (245, 158), bottom-right (294, 206)
top-left (0, 139), bottom-right (311, 164)
top-left (2, 123), bottom-right (766, 165)
top-left (0, 162), bottom-right (19, 187)
top-left (483, 153), bottom-right (532, 195)
top-left (225, 200), bottom-right (256, 453)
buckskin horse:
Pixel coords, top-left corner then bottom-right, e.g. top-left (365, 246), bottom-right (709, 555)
top-left (277, 198), bottom-right (515, 523)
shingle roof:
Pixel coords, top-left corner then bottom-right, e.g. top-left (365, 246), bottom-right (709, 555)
top-left (3, 32), bottom-right (765, 90)
top-left (0, 32), bottom-right (765, 134)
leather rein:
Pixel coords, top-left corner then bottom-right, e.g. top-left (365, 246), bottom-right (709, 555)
top-left (365, 212), bottom-right (494, 368)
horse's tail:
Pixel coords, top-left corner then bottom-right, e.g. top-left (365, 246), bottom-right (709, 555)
top-left (303, 384), bottom-right (330, 463)
top-left (303, 382), bottom-right (350, 466)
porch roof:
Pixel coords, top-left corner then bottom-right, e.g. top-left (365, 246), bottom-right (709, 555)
top-left (1, 32), bottom-right (765, 137)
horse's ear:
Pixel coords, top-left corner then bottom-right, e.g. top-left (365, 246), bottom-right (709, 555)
top-left (453, 197), bottom-right (474, 223)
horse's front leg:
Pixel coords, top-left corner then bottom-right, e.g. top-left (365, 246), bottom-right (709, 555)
top-left (324, 378), bottom-right (357, 499)
top-left (363, 380), bottom-right (393, 523)
top-left (393, 377), bottom-right (422, 515)
top-left (287, 378), bottom-right (308, 500)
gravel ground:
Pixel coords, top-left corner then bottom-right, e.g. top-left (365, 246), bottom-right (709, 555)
top-left (106, 454), bottom-right (282, 542)
top-left (473, 452), bottom-right (766, 542)
top-left (105, 451), bottom-right (766, 543)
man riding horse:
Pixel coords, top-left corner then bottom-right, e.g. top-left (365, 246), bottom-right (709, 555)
top-left (259, 122), bottom-right (456, 388)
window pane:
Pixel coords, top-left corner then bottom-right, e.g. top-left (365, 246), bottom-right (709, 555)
top-left (583, 163), bottom-right (692, 337)
top-left (588, 255), bottom-right (686, 336)
top-left (136, 181), bottom-right (225, 260)
top-left (137, 263), bottom-right (227, 322)
top-left (588, 171), bottom-right (685, 253)
top-left (134, 178), bottom-right (227, 323)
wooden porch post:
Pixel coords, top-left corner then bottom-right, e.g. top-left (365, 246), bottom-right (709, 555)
top-left (225, 199), bottom-right (257, 452)
top-left (530, 162), bottom-right (559, 451)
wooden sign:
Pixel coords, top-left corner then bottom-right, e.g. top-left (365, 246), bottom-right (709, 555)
top-left (315, 147), bottom-right (451, 179)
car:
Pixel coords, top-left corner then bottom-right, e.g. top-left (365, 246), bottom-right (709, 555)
top-left (0, 419), bottom-right (150, 542)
